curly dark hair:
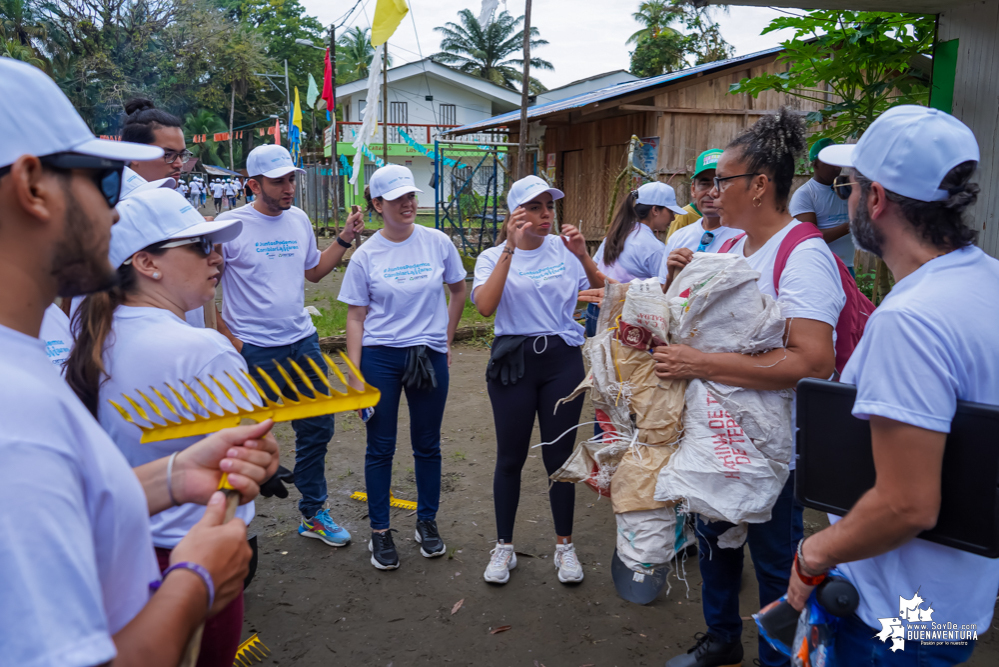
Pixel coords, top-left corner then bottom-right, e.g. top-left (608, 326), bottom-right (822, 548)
top-left (726, 107), bottom-right (807, 212)
top-left (856, 160), bottom-right (979, 251)
top-left (121, 98), bottom-right (182, 144)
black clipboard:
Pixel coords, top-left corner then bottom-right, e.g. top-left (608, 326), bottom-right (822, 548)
top-left (795, 378), bottom-right (999, 558)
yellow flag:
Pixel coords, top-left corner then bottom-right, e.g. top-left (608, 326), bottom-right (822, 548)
top-left (371, 0), bottom-right (408, 46)
top-left (293, 87), bottom-right (303, 131)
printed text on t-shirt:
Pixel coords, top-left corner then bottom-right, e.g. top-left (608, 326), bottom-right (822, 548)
top-left (384, 262), bottom-right (433, 282)
top-left (519, 262), bottom-right (566, 283)
top-left (255, 239), bottom-right (299, 259)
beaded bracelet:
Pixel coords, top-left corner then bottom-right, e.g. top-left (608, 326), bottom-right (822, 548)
top-left (149, 562), bottom-right (215, 612)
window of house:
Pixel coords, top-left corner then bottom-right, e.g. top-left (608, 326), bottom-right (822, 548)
top-left (440, 104), bottom-right (456, 126)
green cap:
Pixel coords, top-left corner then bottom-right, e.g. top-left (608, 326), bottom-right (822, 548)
top-left (809, 137), bottom-right (836, 163)
top-left (693, 149), bottom-right (723, 177)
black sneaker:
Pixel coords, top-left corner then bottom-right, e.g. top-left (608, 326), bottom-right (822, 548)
top-left (664, 632), bottom-right (743, 667)
top-left (414, 519), bottom-right (446, 558)
top-left (368, 530), bottom-right (400, 570)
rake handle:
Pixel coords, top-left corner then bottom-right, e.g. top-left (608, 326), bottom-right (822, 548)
top-left (178, 489), bottom-right (240, 667)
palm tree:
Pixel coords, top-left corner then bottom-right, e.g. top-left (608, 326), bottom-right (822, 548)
top-left (628, 0), bottom-right (682, 46)
top-left (0, 0), bottom-right (46, 47)
top-left (433, 9), bottom-right (553, 94)
top-left (336, 27), bottom-right (391, 83)
top-left (184, 109), bottom-right (227, 167)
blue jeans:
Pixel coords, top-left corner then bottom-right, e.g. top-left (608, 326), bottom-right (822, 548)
top-left (240, 331), bottom-right (334, 518)
top-left (696, 472), bottom-right (804, 667)
top-left (360, 346), bottom-right (448, 531)
top-left (833, 611), bottom-right (975, 666)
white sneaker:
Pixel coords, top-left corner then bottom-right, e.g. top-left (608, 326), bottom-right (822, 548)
top-left (554, 543), bottom-right (584, 583)
top-left (483, 544), bottom-right (517, 584)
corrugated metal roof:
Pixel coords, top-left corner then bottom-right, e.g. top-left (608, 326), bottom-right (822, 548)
top-left (446, 46), bottom-right (785, 135)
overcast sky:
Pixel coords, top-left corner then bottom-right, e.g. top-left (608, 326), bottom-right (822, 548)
top-left (299, 1), bottom-right (800, 89)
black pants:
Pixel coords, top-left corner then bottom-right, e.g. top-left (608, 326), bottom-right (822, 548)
top-left (488, 335), bottom-right (585, 542)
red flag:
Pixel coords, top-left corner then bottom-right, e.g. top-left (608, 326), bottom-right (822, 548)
top-left (274, 117), bottom-right (281, 145)
top-left (322, 47), bottom-right (335, 119)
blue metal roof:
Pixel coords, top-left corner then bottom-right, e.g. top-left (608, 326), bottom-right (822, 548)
top-left (447, 46), bottom-right (785, 135)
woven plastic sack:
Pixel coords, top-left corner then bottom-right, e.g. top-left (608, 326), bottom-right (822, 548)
top-left (615, 505), bottom-right (694, 573)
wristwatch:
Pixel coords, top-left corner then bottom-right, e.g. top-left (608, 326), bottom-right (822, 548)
top-left (336, 236), bottom-right (352, 249)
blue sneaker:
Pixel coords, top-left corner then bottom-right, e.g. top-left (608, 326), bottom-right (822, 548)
top-left (298, 508), bottom-right (351, 547)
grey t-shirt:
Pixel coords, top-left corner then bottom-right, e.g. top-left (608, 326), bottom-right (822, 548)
top-left (789, 178), bottom-right (855, 267)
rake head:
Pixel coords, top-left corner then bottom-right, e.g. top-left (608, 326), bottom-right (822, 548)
top-left (109, 352), bottom-right (380, 443)
top-left (350, 491), bottom-right (417, 511)
top-left (233, 633), bottom-right (269, 666)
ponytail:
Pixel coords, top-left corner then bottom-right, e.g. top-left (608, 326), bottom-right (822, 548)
top-left (495, 211), bottom-right (513, 246)
top-left (364, 185), bottom-right (382, 218)
top-left (603, 190), bottom-right (656, 266)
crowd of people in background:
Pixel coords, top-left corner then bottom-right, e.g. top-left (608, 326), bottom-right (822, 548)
top-left (3, 54), bottom-right (999, 667)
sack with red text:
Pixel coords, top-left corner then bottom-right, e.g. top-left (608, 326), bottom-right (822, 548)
top-left (620, 278), bottom-right (670, 350)
top-left (654, 379), bottom-right (789, 524)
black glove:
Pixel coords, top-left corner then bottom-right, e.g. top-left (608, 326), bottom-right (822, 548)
top-left (401, 345), bottom-right (438, 392)
top-left (276, 464), bottom-right (295, 485)
top-left (259, 471), bottom-right (290, 498)
top-left (487, 336), bottom-right (527, 386)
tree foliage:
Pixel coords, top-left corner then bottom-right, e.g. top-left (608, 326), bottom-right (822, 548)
top-left (729, 11), bottom-right (934, 142)
top-left (336, 26), bottom-right (392, 83)
top-left (628, 0), bottom-right (733, 77)
top-left (433, 8), bottom-right (553, 94)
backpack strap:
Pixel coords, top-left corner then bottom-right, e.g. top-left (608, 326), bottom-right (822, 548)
top-left (718, 233), bottom-right (746, 254)
top-left (773, 222), bottom-right (824, 294)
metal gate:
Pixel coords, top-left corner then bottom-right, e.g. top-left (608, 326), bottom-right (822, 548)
top-left (433, 141), bottom-right (510, 255)
top-left (295, 163), bottom-right (344, 235)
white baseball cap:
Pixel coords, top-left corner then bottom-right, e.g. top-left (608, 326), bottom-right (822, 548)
top-left (635, 182), bottom-right (686, 215)
top-left (0, 59), bottom-right (162, 169)
top-left (369, 164), bottom-right (422, 200)
top-left (246, 144), bottom-right (304, 178)
top-left (819, 105), bottom-right (980, 202)
top-left (109, 188), bottom-right (242, 269)
top-left (119, 166), bottom-right (176, 200)
top-left (506, 175), bottom-right (564, 212)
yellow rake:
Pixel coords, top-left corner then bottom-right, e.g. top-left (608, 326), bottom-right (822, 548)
top-left (350, 491), bottom-right (418, 511)
top-left (233, 633), bottom-right (270, 666)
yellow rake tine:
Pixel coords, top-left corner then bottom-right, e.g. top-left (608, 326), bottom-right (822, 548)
top-left (255, 366), bottom-right (290, 404)
top-left (194, 376), bottom-right (228, 415)
top-left (334, 352), bottom-right (363, 387)
top-left (134, 389), bottom-right (166, 425)
top-left (287, 358), bottom-right (318, 396)
top-left (273, 363), bottom-right (304, 402)
top-left (165, 381), bottom-right (195, 415)
top-left (305, 355), bottom-right (335, 392)
top-left (242, 370), bottom-right (281, 408)
top-left (224, 371), bottom-right (258, 409)
top-left (209, 374), bottom-right (239, 412)
top-left (149, 386), bottom-right (182, 423)
top-left (180, 379), bottom-right (213, 415)
top-left (108, 399), bottom-right (140, 426)
top-left (255, 637), bottom-right (270, 654)
top-left (123, 393), bottom-right (153, 424)
top-left (325, 352), bottom-right (350, 386)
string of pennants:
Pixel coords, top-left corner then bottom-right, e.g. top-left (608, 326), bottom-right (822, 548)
top-left (98, 135), bottom-right (121, 140)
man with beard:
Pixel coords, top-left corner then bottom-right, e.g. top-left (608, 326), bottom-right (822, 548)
top-left (0, 58), bottom-right (280, 667)
top-left (216, 144), bottom-right (365, 548)
top-left (779, 105), bottom-right (999, 665)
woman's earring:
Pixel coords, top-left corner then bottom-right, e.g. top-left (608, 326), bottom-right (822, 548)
top-left (753, 196), bottom-right (762, 208)
top-left (152, 272), bottom-right (161, 279)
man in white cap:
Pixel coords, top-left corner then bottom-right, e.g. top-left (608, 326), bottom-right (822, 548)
top-left (0, 58), bottom-right (279, 667)
top-left (781, 105), bottom-right (999, 664)
top-left (210, 178), bottom-right (225, 214)
top-left (216, 143), bottom-right (365, 547)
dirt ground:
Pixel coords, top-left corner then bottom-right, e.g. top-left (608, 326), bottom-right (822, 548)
top-left (225, 225), bottom-right (999, 667)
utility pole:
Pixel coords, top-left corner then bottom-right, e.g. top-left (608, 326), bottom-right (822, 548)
top-left (382, 42), bottom-right (389, 164)
top-left (516, 0), bottom-right (533, 179)
top-left (228, 85), bottom-right (235, 171)
top-left (330, 25), bottom-right (340, 235)
top-left (284, 59), bottom-right (291, 122)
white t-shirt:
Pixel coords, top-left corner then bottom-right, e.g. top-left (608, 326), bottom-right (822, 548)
top-left (178, 182), bottom-right (189, 194)
top-left (593, 222), bottom-right (665, 283)
top-left (211, 183), bottom-right (225, 198)
top-left (40, 303), bottom-right (73, 372)
top-left (189, 181), bottom-right (202, 195)
top-left (835, 245), bottom-right (999, 632)
top-left (789, 178), bottom-right (855, 267)
top-left (658, 218), bottom-right (743, 284)
top-left (70, 297), bottom-right (205, 330)
top-left (224, 183), bottom-right (237, 196)
top-left (472, 236), bottom-right (591, 346)
top-left (219, 204), bottom-right (321, 347)
top-left (0, 323), bottom-right (159, 666)
top-left (338, 225), bottom-right (467, 352)
top-left (729, 219), bottom-right (846, 471)
top-left (98, 306), bottom-right (257, 548)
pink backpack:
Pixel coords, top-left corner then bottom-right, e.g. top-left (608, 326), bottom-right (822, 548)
top-left (718, 222), bottom-right (875, 375)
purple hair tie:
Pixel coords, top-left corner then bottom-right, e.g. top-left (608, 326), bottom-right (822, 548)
top-left (149, 561), bottom-right (215, 611)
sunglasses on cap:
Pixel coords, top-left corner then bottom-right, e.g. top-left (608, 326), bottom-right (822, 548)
top-left (696, 230), bottom-right (715, 252)
top-left (122, 235), bottom-right (214, 266)
top-left (832, 174), bottom-right (859, 201)
top-left (0, 152), bottom-right (125, 207)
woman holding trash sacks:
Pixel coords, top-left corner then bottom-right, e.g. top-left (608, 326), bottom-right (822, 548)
top-left (473, 175), bottom-right (605, 585)
top-left (0, 58), bottom-right (280, 667)
top-left (782, 107), bottom-right (999, 665)
top-left (583, 181), bottom-right (684, 335)
top-left (338, 164), bottom-right (467, 571)
top-left (654, 108), bottom-right (847, 667)
top-left (66, 187), bottom-right (264, 667)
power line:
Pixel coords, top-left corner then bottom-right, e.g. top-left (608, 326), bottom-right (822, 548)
top-left (334, 0), bottom-right (366, 28)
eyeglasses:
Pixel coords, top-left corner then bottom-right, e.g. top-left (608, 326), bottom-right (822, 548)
top-left (713, 172), bottom-right (761, 192)
top-left (35, 152), bottom-right (125, 207)
top-left (696, 230), bottom-right (715, 253)
top-left (832, 175), bottom-right (858, 201)
top-left (162, 149), bottom-right (194, 164)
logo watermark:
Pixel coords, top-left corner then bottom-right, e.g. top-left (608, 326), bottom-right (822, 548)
top-left (876, 590), bottom-right (977, 652)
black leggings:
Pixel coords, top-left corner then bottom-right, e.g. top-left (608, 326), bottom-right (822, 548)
top-left (488, 336), bottom-right (585, 543)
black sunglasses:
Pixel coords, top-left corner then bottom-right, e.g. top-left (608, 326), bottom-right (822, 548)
top-left (159, 235), bottom-right (214, 256)
top-left (832, 174), bottom-right (858, 201)
top-left (0, 153), bottom-right (125, 207)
